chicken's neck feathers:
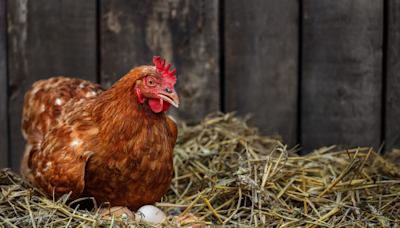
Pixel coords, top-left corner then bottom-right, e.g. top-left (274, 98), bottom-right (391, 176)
top-left (87, 83), bottom-right (169, 156)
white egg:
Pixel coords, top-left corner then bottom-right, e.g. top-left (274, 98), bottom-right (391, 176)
top-left (135, 205), bottom-right (166, 224)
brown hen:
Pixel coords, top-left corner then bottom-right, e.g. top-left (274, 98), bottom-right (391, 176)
top-left (21, 57), bottom-right (180, 210)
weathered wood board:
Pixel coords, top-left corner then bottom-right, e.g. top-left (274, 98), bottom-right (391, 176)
top-left (100, 0), bottom-right (220, 125)
top-left (386, 0), bottom-right (400, 150)
top-left (301, 1), bottom-right (383, 153)
top-left (224, 0), bottom-right (299, 146)
top-left (0, 0), bottom-right (7, 168)
top-left (7, 0), bottom-right (97, 172)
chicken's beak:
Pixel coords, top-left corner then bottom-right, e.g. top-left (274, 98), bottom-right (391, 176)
top-left (158, 90), bottom-right (180, 108)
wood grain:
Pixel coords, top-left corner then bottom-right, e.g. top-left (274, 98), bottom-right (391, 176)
top-left (224, 0), bottom-right (299, 146)
top-left (0, 0), bottom-right (8, 168)
top-left (386, 0), bottom-right (400, 150)
top-left (100, 0), bottom-right (220, 124)
top-left (301, 1), bottom-right (383, 153)
top-left (8, 0), bottom-right (97, 172)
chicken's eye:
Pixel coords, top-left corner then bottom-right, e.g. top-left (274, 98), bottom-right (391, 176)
top-left (147, 79), bottom-right (155, 86)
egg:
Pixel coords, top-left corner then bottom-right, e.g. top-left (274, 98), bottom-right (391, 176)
top-left (135, 205), bottom-right (167, 224)
top-left (175, 213), bottom-right (204, 228)
top-left (100, 206), bottom-right (135, 221)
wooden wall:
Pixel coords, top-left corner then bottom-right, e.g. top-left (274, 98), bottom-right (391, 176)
top-left (0, 0), bottom-right (7, 169)
top-left (301, 1), bottom-right (383, 152)
top-left (0, 0), bottom-right (398, 172)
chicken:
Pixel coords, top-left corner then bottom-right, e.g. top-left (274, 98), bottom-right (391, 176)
top-left (21, 56), bottom-right (180, 210)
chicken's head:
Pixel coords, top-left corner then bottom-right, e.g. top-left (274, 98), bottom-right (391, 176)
top-left (134, 56), bottom-right (180, 113)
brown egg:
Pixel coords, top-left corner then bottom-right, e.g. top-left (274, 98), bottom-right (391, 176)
top-left (175, 213), bottom-right (205, 228)
top-left (100, 206), bottom-right (135, 221)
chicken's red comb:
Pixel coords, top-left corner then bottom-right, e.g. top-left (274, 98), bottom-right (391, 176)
top-left (153, 56), bottom-right (177, 85)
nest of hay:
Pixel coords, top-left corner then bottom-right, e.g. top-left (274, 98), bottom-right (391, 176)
top-left (1, 112), bottom-right (400, 227)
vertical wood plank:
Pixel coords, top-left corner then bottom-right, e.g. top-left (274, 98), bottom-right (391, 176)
top-left (224, 0), bottom-right (299, 146)
top-left (0, 0), bottom-right (8, 168)
top-left (302, 1), bottom-right (383, 153)
top-left (386, 1), bottom-right (400, 150)
top-left (100, 0), bottom-right (220, 124)
top-left (8, 0), bottom-right (97, 172)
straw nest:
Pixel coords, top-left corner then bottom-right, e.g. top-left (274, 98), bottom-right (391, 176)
top-left (1, 112), bottom-right (400, 227)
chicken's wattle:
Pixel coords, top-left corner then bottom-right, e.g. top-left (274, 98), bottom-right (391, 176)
top-left (148, 98), bottom-right (163, 113)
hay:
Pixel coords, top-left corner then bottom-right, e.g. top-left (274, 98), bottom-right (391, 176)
top-left (1, 111), bottom-right (400, 227)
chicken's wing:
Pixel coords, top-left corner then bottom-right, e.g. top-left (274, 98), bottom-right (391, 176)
top-left (21, 77), bottom-right (104, 175)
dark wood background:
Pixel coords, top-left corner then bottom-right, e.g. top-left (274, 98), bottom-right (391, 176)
top-left (0, 0), bottom-right (398, 172)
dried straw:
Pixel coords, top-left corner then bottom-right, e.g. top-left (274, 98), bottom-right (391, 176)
top-left (1, 111), bottom-right (400, 227)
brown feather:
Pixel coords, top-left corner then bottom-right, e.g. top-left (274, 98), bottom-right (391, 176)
top-left (23, 66), bottom-right (178, 211)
